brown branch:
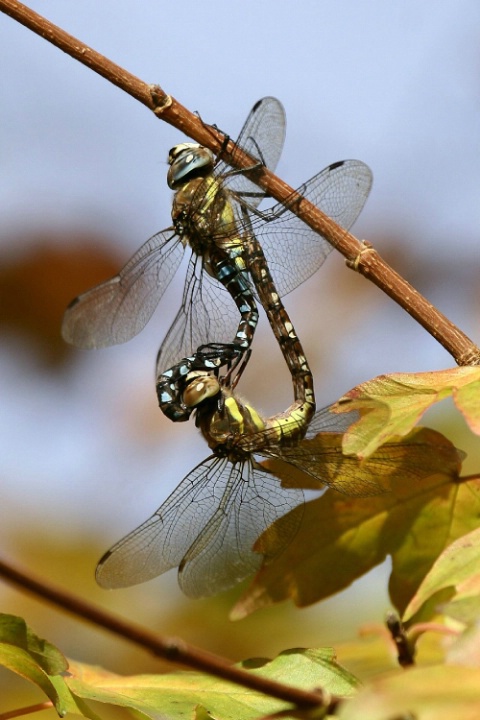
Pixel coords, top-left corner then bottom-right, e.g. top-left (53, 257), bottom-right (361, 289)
top-left (1, 0), bottom-right (479, 367)
top-left (0, 556), bottom-right (327, 710)
top-left (0, 703), bottom-right (53, 720)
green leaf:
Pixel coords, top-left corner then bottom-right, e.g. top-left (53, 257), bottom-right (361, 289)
top-left (445, 621), bottom-right (480, 667)
top-left (335, 366), bottom-right (480, 457)
top-left (51, 674), bottom-right (105, 720)
top-left (441, 593), bottom-right (480, 625)
top-left (194, 706), bottom-right (217, 720)
top-left (65, 649), bottom-right (359, 720)
top-left (403, 525), bottom-right (480, 623)
top-left (337, 665), bottom-right (480, 720)
top-left (0, 615), bottom-right (100, 719)
top-left (240, 648), bottom-right (361, 696)
top-left (0, 643), bottom-right (64, 711)
top-left (0, 613), bottom-right (68, 674)
top-left (233, 432), bottom-right (478, 619)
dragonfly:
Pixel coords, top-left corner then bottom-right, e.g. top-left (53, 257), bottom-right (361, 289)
top-left (62, 98), bottom-right (373, 403)
top-left (95, 172), bottom-right (399, 599)
top-left (96, 355), bottom-right (362, 598)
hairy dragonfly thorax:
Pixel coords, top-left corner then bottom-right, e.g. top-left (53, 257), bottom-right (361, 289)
top-left (168, 143), bottom-right (243, 264)
top-left (183, 370), bottom-right (265, 459)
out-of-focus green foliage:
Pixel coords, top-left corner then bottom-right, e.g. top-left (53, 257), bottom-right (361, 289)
top-left (404, 525), bottom-right (480, 624)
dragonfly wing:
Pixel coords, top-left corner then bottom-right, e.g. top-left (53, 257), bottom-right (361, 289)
top-left (96, 454), bottom-right (230, 589)
top-left (215, 97), bottom-right (286, 208)
top-left (62, 228), bottom-right (184, 348)
top-left (266, 404), bottom-right (384, 497)
top-left (155, 254), bottom-right (244, 375)
top-left (255, 160), bottom-right (373, 296)
top-left (179, 459), bottom-right (303, 598)
top-left (306, 403), bottom-right (360, 437)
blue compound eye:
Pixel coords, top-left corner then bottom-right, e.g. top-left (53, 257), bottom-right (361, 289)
top-left (167, 144), bottom-right (215, 189)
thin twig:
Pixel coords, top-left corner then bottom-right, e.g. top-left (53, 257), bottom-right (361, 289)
top-left (386, 612), bottom-right (415, 668)
top-left (0, 703), bottom-right (53, 720)
top-left (0, 556), bottom-right (327, 710)
top-left (0, 0), bottom-right (479, 365)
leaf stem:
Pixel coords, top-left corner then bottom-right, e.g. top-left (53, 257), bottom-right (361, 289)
top-left (0, 0), bottom-right (479, 366)
top-left (0, 703), bottom-right (53, 720)
top-left (407, 621), bottom-right (460, 647)
top-left (0, 556), bottom-right (326, 710)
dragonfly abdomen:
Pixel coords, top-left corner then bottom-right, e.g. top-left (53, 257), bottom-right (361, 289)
top-left (244, 232), bottom-right (316, 424)
top-left (209, 252), bottom-right (258, 351)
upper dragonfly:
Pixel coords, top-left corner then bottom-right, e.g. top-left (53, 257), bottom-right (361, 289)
top-left (62, 97), bottom-right (372, 378)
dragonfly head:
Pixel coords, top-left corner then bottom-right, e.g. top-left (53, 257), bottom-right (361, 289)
top-left (183, 371), bottom-right (221, 408)
top-left (167, 143), bottom-right (215, 189)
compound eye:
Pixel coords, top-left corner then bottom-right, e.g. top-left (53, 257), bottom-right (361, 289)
top-left (183, 376), bottom-right (220, 407)
top-left (167, 143), bottom-right (201, 165)
top-left (167, 145), bottom-right (215, 189)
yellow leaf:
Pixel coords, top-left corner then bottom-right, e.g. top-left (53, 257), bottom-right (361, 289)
top-left (338, 665), bottom-right (480, 720)
top-left (233, 430), bottom-right (475, 619)
top-left (403, 523), bottom-right (480, 623)
top-left (334, 367), bottom-right (480, 457)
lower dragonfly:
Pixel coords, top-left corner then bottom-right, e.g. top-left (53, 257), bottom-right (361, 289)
top-left (61, 97), bottom-right (372, 387)
top-left (96, 353), bottom-right (363, 598)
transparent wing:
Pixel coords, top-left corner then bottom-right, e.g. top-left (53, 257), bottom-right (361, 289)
top-left (178, 459), bottom-right (303, 598)
top-left (306, 404), bottom-right (360, 437)
top-left (155, 254), bottom-right (244, 375)
top-left (275, 439), bottom-right (421, 497)
top-left (96, 453), bottom-right (303, 596)
top-left (215, 96), bottom-right (286, 208)
top-left (96, 454), bottom-right (231, 589)
top-left (224, 403), bottom-right (383, 497)
top-left (62, 228), bottom-right (184, 348)
top-left (251, 160), bottom-right (373, 297)
top-left (266, 404), bottom-right (389, 496)
top-left (158, 161), bottom-right (372, 370)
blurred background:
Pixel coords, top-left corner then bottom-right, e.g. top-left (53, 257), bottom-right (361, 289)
top-left (1, 0), bottom-right (480, 713)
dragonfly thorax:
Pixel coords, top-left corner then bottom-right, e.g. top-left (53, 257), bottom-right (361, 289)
top-left (194, 387), bottom-right (267, 457)
top-left (167, 144), bottom-right (215, 189)
top-left (170, 173), bottom-right (235, 252)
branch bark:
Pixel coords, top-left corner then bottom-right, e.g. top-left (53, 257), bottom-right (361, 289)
top-left (0, 557), bottom-right (327, 710)
top-left (1, 0), bottom-right (479, 364)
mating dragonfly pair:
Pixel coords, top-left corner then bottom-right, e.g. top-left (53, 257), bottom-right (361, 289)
top-left (62, 97), bottom-right (373, 597)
